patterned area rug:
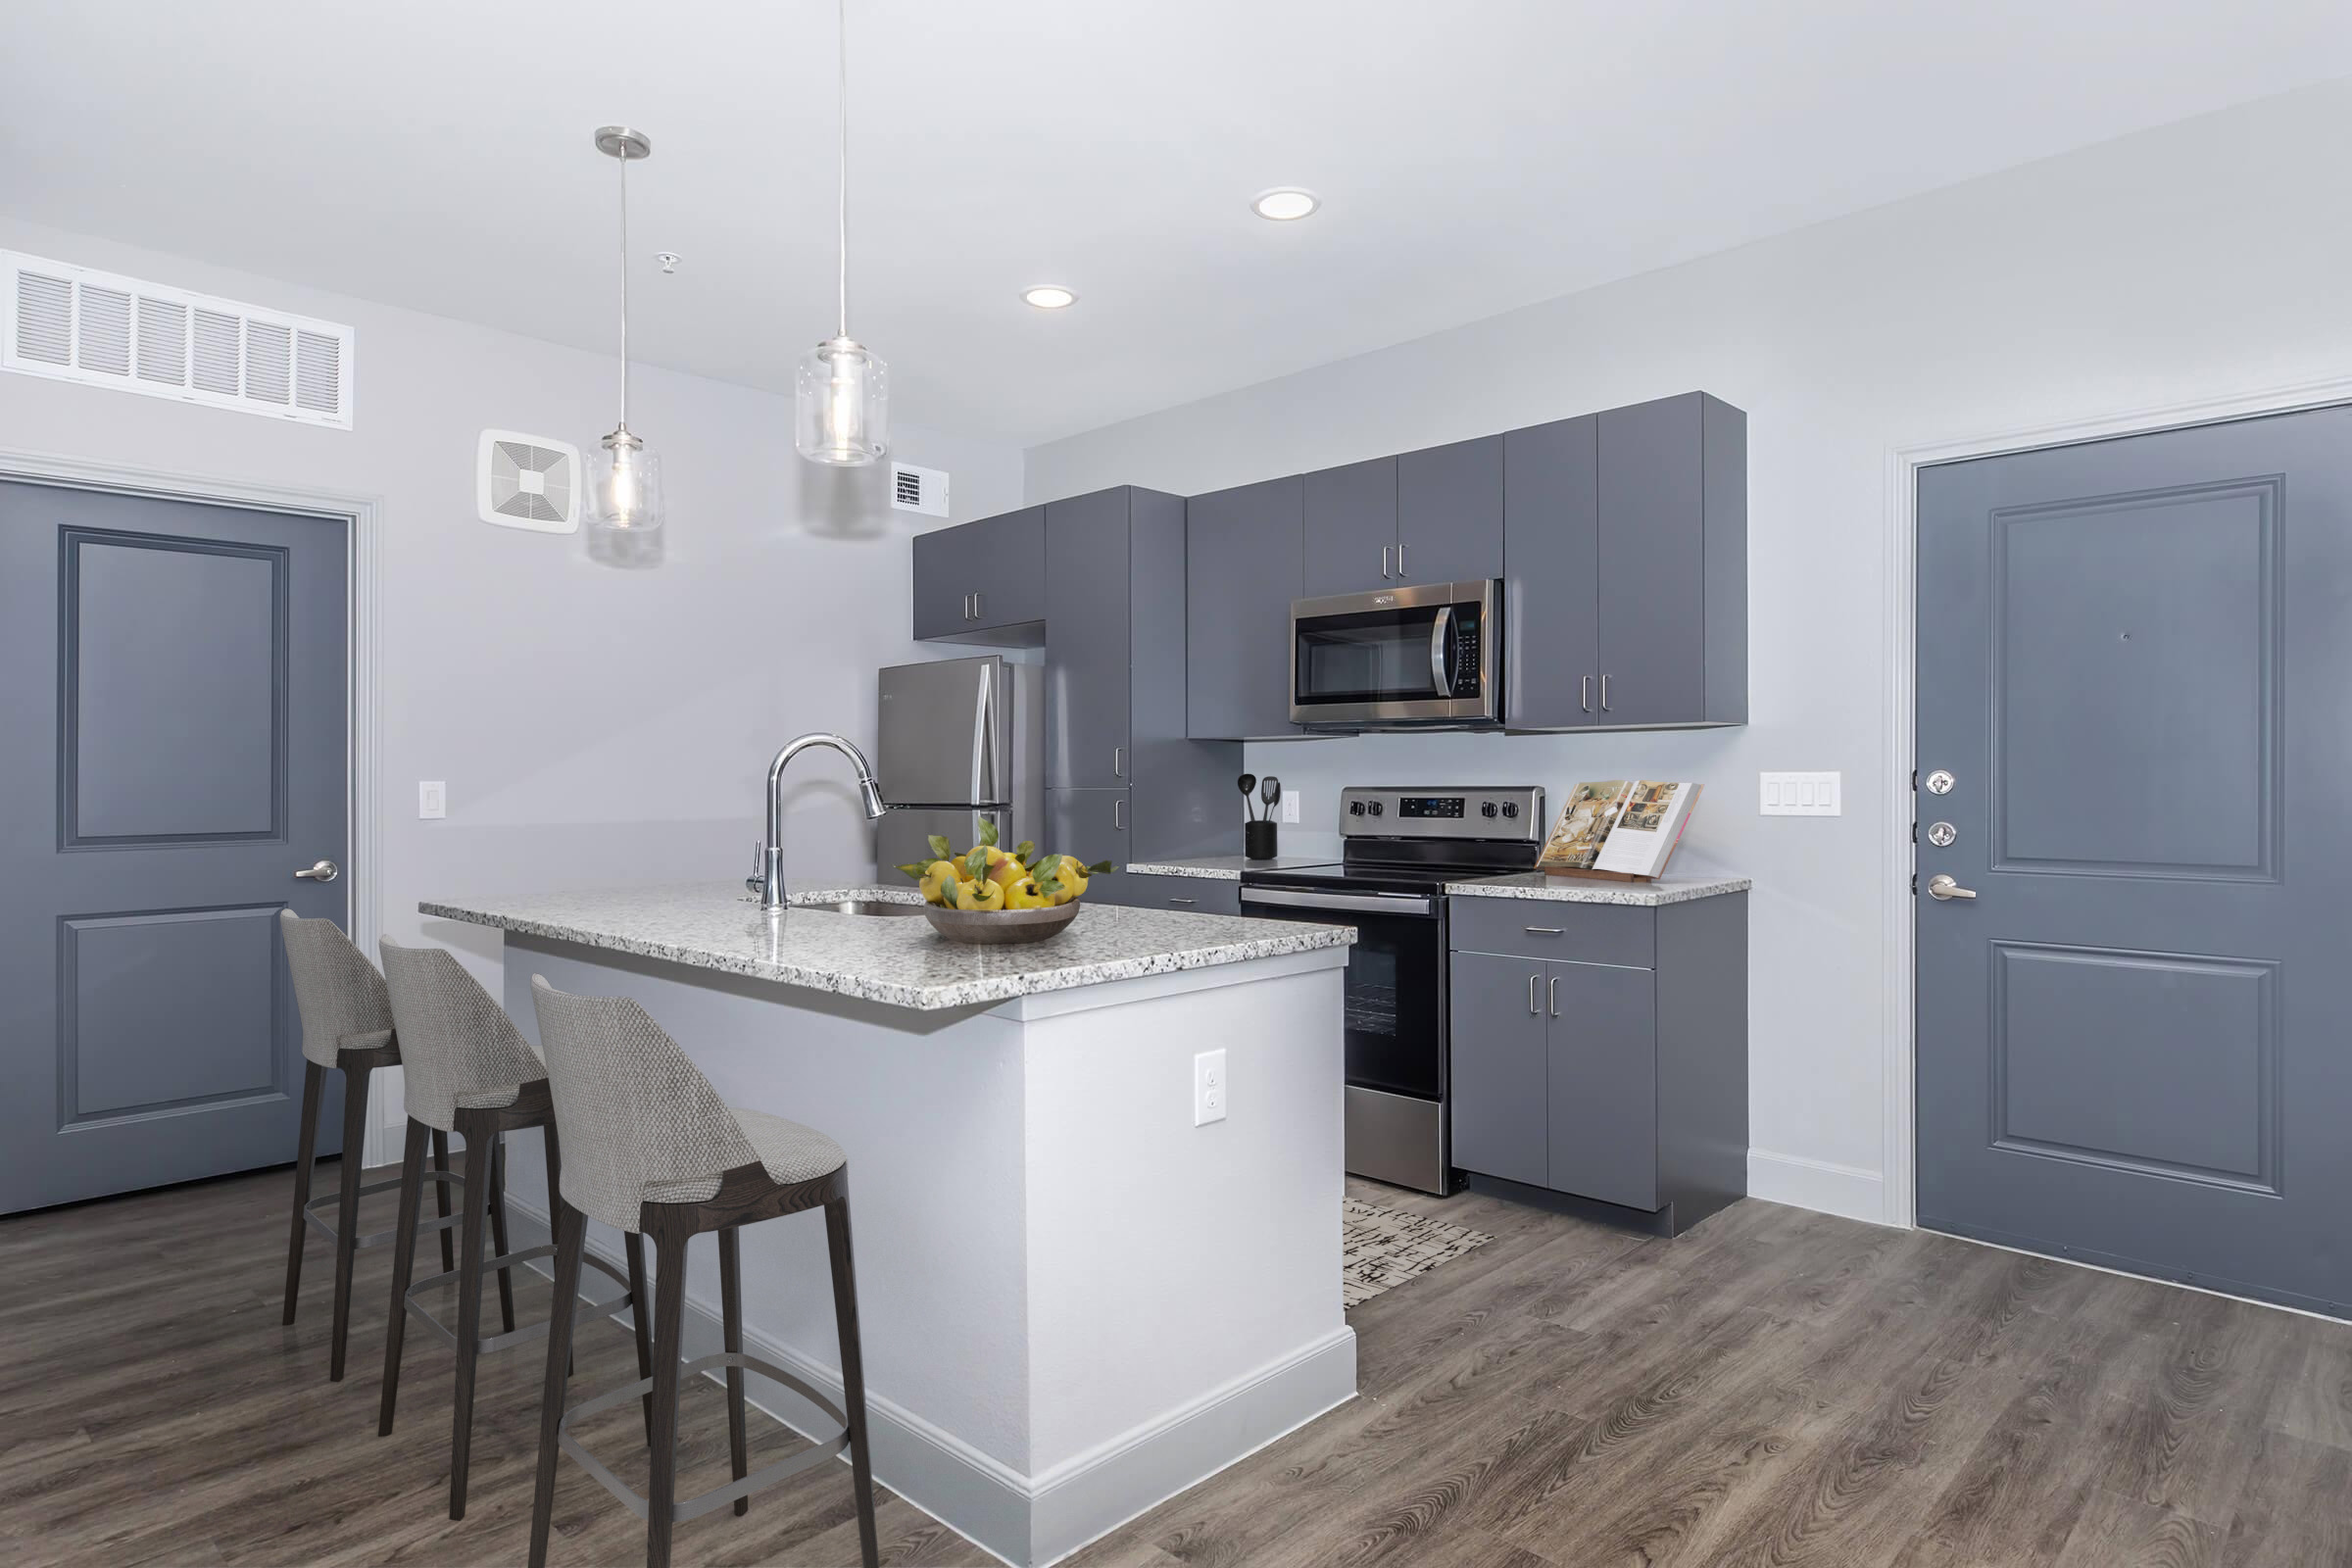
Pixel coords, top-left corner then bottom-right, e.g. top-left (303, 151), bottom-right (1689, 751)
top-left (1342, 1198), bottom-right (1494, 1308)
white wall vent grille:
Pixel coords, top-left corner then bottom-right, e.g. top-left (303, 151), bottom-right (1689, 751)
top-left (889, 461), bottom-right (950, 517)
top-left (0, 250), bottom-right (354, 429)
top-left (476, 429), bottom-right (581, 533)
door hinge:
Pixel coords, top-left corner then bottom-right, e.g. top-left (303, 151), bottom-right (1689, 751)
top-left (1910, 821), bottom-right (1917, 844)
top-left (1910, 768), bottom-right (1918, 791)
top-left (1910, 871), bottom-right (1918, 895)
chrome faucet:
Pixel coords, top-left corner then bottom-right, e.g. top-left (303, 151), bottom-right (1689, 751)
top-left (753, 733), bottom-right (889, 910)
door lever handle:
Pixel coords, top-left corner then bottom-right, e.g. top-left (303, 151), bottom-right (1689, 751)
top-left (1927, 874), bottom-right (1978, 902)
top-left (293, 859), bottom-right (339, 883)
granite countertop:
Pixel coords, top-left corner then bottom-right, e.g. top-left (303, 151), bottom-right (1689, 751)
top-left (1121, 854), bottom-right (1340, 880)
top-left (1444, 872), bottom-right (1752, 907)
top-left (419, 882), bottom-right (1354, 1012)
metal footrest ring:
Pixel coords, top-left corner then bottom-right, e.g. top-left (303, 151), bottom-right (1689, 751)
top-left (403, 1249), bottom-right (634, 1356)
top-left (303, 1169), bottom-right (466, 1251)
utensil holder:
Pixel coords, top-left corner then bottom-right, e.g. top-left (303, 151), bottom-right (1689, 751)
top-left (1245, 820), bottom-right (1278, 860)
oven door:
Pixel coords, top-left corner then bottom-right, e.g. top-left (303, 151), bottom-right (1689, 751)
top-left (1289, 578), bottom-right (1500, 727)
top-left (1236, 886), bottom-right (1446, 1100)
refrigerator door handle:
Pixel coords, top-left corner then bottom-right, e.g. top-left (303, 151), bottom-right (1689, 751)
top-left (971, 659), bottom-right (994, 806)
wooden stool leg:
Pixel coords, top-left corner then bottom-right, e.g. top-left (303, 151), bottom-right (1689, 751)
top-left (543, 1124), bottom-right (574, 1380)
top-left (489, 1132), bottom-right (517, 1334)
top-left (719, 1226), bottom-right (749, 1517)
top-left (825, 1194), bottom-right (881, 1568)
top-left (376, 1120), bottom-right (430, 1435)
top-left (281, 1061), bottom-right (324, 1324)
top-left (646, 1227), bottom-right (690, 1568)
top-left (430, 1130), bottom-right (456, 1275)
top-left (528, 1200), bottom-right (587, 1568)
top-left (449, 1117), bottom-right (495, 1520)
top-left (328, 1061), bottom-right (373, 1382)
top-left (624, 1232), bottom-right (654, 1445)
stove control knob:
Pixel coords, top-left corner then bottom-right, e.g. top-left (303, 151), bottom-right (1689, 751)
top-left (1501, 802), bottom-right (1520, 818)
top-left (1366, 801), bottom-right (1385, 816)
top-left (1348, 800), bottom-right (1366, 816)
top-left (1480, 801), bottom-right (1499, 818)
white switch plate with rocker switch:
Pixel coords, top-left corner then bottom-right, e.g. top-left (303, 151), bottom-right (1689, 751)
top-left (1759, 771), bottom-right (1840, 816)
top-left (1281, 791), bottom-right (1299, 824)
top-left (418, 781), bottom-right (447, 819)
top-left (1194, 1048), bottom-right (1228, 1126)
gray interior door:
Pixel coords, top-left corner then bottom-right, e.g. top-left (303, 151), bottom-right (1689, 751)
top-left (0, 481), bottom-right (348, 1215)
top-left (1915, 405), bottom-right (2352, 1316)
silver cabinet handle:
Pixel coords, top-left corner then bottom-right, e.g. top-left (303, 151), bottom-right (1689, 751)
top-left (1113, 798), bottom-right (1126, 831)
top-left (1548, 975), bottom-right (1558, 1017)
top-left (972, 590), bottom-right (983, 621)
top-left (1397, 542), bottom-right (1407, 576)
top-left (1524, 925), bottom-right (1563, 935)
top-left (1529, 972), bottom-right (1540, 1014)
top-left (1927, 874), bottom-right (1978, 902)
top-left (1600, 674), bottom-right (1612, 711)
top-left (1381, 544), bottom-right (1392, 579)
top-left (1581, 675), bottom-right (1592, 713)
top-left (1168, 896), bottom-right (1196, 906)
top-left (294, 858), bottom-right (339, 883)
top-left (1113, 746), bottom-right (1125, 779)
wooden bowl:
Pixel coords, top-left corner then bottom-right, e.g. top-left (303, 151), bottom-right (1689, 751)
top-left (921, 902), bottom-right (1083, 946)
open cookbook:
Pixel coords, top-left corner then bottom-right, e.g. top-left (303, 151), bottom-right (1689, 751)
top-left (1538, 780), bottom-right (1703, 880)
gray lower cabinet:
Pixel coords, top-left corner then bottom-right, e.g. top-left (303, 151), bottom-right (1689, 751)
top-left (1083, 871), bottom-right (1242, 917)
top-left (1186, 475), bottom-right (1304, 740)
top-left (912, 506), bottom-right (1047, 642)
top-left (1448, 892), bottom-right (1746, 1233)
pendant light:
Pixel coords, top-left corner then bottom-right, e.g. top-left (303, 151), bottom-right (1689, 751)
top-left (588, 124), bottom-right (664, 536)
top-left (795, 0), bottom-right (888, 466)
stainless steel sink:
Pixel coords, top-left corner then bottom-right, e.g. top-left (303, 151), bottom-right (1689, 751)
top-left (807, 899), bottom-right (929, 917)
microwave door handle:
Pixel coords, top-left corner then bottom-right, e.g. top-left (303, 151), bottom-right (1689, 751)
top-left (1429, 605), bottom-right (1454, 696)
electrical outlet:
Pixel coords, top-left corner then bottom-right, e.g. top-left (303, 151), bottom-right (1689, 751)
top-left (1193, 1048), bottom-right (1228, 1126)
top-left (1759, 771), bottom-right (1839, 816)
top-left (418, 780), bottom-right (447, 819)
top-left (1281, 790), bottom-right (1300, 824)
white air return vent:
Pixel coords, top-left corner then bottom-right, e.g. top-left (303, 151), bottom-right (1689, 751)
top-left (889, 461), bottom-right (950, 517)
top-left (476, 430), bottom-right (581, 533)
top-left (0, 250), bottom-right (353, 429)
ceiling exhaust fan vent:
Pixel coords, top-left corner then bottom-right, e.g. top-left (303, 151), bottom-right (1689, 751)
top-left (1, 249), bottom-right (354, 429)
top-left (889, 461), bottom-right (950, 517)
top-left (477, 430), bottom-right (581, 533)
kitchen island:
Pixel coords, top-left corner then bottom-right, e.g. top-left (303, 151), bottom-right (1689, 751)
top-left (419, 882), bottom-right (1356, 1567)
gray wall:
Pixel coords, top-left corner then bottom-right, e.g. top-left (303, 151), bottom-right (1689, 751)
top-left (1023, 81), bottom-right (2352, 1223)
top-left (0, 215), bottom-right (1025, 1135)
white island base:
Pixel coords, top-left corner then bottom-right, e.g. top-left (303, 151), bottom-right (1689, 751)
top-left (478, 918), bottom-right (1354, 1567)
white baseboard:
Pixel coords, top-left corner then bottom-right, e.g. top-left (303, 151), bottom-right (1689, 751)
top-left (1746, 1149), bottom-right (1894, 1226)
top-left (500, 1200), bottom-right (1354, 1567)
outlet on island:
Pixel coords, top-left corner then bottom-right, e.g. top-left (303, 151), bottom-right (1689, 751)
top-left (1194, 1048), bottom-right (1228, 1126)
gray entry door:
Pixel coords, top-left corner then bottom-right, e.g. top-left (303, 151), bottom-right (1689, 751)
top-left (0, 481), bottom-right (349, 1215)
top-left (1915, 405), bottom-right (2352, 1317)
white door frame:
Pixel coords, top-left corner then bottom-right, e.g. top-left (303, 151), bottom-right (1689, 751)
top-left (1882, 371), bottom-right (2352, 1230)
top-left (0, 448), bottom-right (388, 1167)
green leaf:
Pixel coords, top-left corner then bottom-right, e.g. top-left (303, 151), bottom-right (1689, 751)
top-left (926, 834), bottom-right (952, 860)
top-left (1012, 840), bottom-right (1036, 863)
top-left (1086, 860), bottom-right (1114, 873)
top-left (964, 846), bottom-right (988, 880)
top-left (1035, 873), bottom-right (1061, 898)
top-left (894, 862), bottom-right (927, 882)
top-left (977, 816), bottom-right (1000, 848)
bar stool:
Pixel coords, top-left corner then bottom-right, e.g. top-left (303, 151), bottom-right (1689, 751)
top-left (278, 910), bottom-right (462, 1382)
top-left (525, 975), bottom-right (879, 1568)
top-left (375, 939), bottom-right (651, 1521)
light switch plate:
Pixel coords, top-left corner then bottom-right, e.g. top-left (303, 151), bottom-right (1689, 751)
top-left (1759, 771), bottom-right (1840, 816)
top-left (418, 780), bottom-right (447, 819)
top-left (1281, 791), bottom-right (1300, 824)
top-left (1193, 1048), bottom-right (1227, 1126)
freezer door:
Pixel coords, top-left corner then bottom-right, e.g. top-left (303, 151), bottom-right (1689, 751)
top-left (877, 806), bottom-right (1018, 878)
top-left (877, 656), bottom-right (1007, 806)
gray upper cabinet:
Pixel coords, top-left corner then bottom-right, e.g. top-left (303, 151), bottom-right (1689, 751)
top-left (1591, 393), bottom-right (1746, 727)
top-left (1502, 416), bottom-right (1600, 729)
top-left (1300, 457), bottom-right (1396, 597)
top-left (1396, 434), bottom-right (1504, 586)
top-left (1186, 475), bottom-right (1304, 741)
top-left (912, 506), bottom-right (1047, 643)
top-left (1045, 486), bottom-right (1240, 862)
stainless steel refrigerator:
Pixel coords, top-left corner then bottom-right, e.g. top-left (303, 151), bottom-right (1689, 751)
top-left (874, 655), bottom-right (1043, 874)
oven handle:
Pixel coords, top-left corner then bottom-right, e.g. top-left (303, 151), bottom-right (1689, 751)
top-left (1240, 887), bottom-right (1438, 917)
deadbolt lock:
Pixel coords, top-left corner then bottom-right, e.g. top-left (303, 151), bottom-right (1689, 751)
top-left (1926, 821), bottom-right (1957, 848)
top-left (1925, 769), bottom-right (1956, 795)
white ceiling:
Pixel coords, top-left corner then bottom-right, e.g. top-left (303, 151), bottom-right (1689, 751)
top-left (6, 2), bottom-right (2349, 446)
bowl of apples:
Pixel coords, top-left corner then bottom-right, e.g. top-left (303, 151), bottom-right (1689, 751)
top-left (894, 821), bottom-right (1112, 946)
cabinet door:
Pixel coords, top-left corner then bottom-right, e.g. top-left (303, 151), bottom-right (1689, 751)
top-left (1045, 787), bottom-right (1128, 869)
top-left (1448, 951), bottom-right (1549, 1187)
top-left (1502, 416), bottom-right (1599, 729)
top-left (1300, 457), bottom-right (1396, 598)
top-left (1044, 490), bottom-right (1132, 790)
top-left (1396, 434), bottom-right (1504, 586)
top-left (1595, 396), bottom-right (1705, 725)
top-left (967, 506), bottom-right (1048, 633)
top-left (1186, 475), bottom-right (1303, 739)
top-left (911, 520), bottom-right (984, 640)
top-left (1545, 960), bottom-right (1657, 1211)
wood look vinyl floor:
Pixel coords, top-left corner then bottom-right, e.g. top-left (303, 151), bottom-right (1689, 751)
top-left (3, 1167), bottom-right (2346, 1567)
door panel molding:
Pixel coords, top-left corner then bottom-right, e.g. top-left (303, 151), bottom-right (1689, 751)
top-left (1886, 370), bottom-right (2352, 1235)
top-left (0, 447), bottom-right (383, 1167)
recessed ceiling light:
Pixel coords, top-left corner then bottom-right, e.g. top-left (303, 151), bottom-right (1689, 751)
top-left (1251, 187), bottom-right (1320, 221)
top-left (1022, 284), bottom-right (1078, 310)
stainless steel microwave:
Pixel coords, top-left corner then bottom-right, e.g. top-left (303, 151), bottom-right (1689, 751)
top-left (1289, 578), bottom-right (1502, 728)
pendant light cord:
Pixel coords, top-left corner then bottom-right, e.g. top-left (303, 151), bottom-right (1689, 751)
top-left (617, 144), bottom-right (632, 427)
top-left (836, 0), bottom-right (850, 341)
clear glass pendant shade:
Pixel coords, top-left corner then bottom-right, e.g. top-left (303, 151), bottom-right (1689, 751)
top-left (795, 337), bottom-right (888, 466)
top-left (587, 430), bottom-right (663, 532)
